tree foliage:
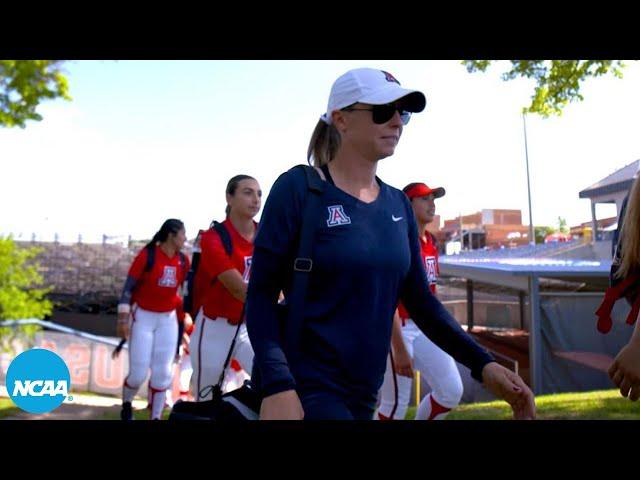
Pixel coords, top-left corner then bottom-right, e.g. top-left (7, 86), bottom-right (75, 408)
top-left (463, 60), bottom-right (625, 117)
top-left (0, 236), bottom-right (52, 352)
top-left (0, 60), bottom-right (71, 128)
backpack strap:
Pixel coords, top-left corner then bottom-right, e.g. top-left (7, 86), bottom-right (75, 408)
top-left (208, 302), bottom-right (247, 398)
top-left (179, 251), bottom-right (186, 274)
top-left (212, 221), bottom-right (233, 257)
top-left (144, 244), bottom-right (156, 273)
top-left (282, 164), bottom-right (326, 357)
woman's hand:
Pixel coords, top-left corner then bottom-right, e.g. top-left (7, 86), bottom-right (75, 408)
top-left (117, 312), bottom-right (130, 339)
top-left (608, 338), bottom-right (640, 401)
top-left (481, 362), bottom-right (536, 419)
top-left (393, 347), bottom-right (414, 378)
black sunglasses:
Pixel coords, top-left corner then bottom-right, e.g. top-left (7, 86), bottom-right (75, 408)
top-left (342, 103), bottom-right (412, 125)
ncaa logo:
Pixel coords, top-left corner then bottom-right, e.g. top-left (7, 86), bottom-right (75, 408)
top-left (6, 348), bottom-right (71, 414)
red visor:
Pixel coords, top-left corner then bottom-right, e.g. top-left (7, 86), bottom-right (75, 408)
top-left (403, 183), bottom-right (445, 200)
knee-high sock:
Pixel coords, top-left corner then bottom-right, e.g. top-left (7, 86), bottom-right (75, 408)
top-left (415, 393), bottom-right (452, 421)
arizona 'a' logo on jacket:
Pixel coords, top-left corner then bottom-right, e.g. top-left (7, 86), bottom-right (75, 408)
top-left (326, 205), bottom-right (351, 227)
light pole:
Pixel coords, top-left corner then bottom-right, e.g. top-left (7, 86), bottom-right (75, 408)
top-left (523, 112), bottom-right (535, 246)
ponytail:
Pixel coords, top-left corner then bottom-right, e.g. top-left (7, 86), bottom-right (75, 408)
top-left (307, 119), bottom-right (341, 168)
top-left (145, 218), bottom-right (184, 251)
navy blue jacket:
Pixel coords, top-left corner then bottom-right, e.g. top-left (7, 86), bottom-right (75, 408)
top-left (246, 167), bottom-right (494, 403)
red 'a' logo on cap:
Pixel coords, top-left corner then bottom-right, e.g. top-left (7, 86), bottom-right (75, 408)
top-left (382, 71), bottom-right (400, 85)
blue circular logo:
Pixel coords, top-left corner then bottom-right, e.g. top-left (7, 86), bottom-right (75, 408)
top-left (6, 348), bottom-right (71, 414)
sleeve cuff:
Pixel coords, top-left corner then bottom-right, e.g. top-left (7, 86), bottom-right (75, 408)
top-left (117, 303), bottom-right (131, 314)
top-left (470, 354), bottom-right (496, 384)
top-left (259, 377), bottom-right (297, 398)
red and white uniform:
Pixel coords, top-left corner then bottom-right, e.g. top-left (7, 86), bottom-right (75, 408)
top-left (129, 247), bottom-right (187, 314)
top-left (191, 219), bottom-right (255, 401)
top-left (122, 245), bottom-right (189, 419)
top-left (378, 232), bottom-right (463, 420)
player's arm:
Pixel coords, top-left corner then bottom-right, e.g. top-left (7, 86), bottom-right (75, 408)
top-left (117, 249), bottom-right (146, 338)
top-left (390, 310), bottom-right (413, 378)
top-left (217, 269), bottom-right (247, 302)
top-left (200, 231), bottom-right (248, 302)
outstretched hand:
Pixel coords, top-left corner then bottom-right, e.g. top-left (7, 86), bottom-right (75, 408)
top-left (481, 362), bottom-right (536, 419)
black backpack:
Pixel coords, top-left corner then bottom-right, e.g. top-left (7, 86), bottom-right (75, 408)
top-left (182, 220), bottom-right (233, 318)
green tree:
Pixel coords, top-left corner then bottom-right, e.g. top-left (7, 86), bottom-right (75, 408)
top-left (462, 60), bottom-right (625, 117)
top-left (0, 60), bottom-right (71, 128)
top-left (0, 236), bottom-right (53, 352)
top-left (535, 226), bottom-right (556, 244)
top-left (557, 216), bottom-right (569, 234)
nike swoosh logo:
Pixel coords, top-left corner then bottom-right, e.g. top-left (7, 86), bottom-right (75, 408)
top-left (392, 215), bottom-right (403, 222)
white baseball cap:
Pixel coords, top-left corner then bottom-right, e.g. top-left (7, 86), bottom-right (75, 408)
top-left (321, 68), bottom-right (427, 124)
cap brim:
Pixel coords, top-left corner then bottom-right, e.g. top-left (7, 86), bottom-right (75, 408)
top-left (431, 187), bottom-right (445, 198)
top-left (359, 85), bottom-right (426, 112)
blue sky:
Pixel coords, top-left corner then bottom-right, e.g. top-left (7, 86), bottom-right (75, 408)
top-left (2, 60), bottom-right (638, 243)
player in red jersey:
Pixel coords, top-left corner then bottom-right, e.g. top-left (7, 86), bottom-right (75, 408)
top-left (190, 175), bottom-right (261, 401)
top-left (117, 219), bottom-right (191, 420)
top-left (377, 182), bottom-right (463, 420)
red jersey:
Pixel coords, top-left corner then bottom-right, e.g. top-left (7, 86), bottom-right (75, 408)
top-left (195, 219), bottom-right (255, 325)
top-left (128, 245), bottom-right (190, 314)
top-left (398, 231), bottom-right (439, 320)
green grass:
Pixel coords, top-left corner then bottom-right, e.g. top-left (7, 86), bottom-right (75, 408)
top-left (405, 389), bottom-right (640, 420)
top-left (101, 406), bottom-right (171, 421)
top-left (0, 398), bottom-right (21, 419)
top-left (6, 388), bottom-right (638, 420)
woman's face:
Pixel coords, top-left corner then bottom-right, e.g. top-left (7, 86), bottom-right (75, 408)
top-left (335, 101), bottom-right (406, 161)
top-left (170, 227), bottom-right (187, 250)
top-left (412, 194), bottom-right (436, 225)
top-left (227, 178), bottom-right (262, 219)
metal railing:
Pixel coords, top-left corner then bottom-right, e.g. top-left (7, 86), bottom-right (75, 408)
top-left (0, 319), bottom-right (126, 350)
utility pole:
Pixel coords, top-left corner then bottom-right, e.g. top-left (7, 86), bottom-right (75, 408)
top-left (523, 113), bottom-right (535, 246)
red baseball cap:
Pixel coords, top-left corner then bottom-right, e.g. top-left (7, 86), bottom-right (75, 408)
top-left (403, 182), bottom-right (445, 200)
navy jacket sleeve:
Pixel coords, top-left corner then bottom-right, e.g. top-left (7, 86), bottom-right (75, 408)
top-left (245, 168), bottom-right (305, 397)
top-left (398, 195), bottom-right (495, 382)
